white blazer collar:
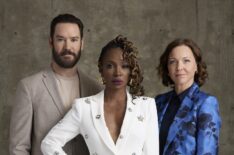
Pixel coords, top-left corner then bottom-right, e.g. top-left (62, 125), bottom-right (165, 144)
top-left (90, 90), bottom-right (137, 153)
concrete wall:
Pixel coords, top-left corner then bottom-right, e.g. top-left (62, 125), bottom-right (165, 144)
top-left (1, 0), bottom-right (233, 154)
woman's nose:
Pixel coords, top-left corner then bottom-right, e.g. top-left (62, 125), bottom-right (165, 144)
top-left (114, 66), bottom-right (122, 76)
top-left (176, 61), bottom-right (183, 70)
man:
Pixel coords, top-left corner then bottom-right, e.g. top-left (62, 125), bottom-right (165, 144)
top-left (9, 14), bottom-right (101, 155)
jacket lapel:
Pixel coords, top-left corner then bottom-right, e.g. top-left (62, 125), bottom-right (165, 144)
top-left (163, 83), bottom-right (199, 152)
top-left (90, 90), bottom-right (117, 153)
top-left (158, 94), bottom-right (173, 128)
top-left (42, 68), bottom-right (66, 115)
top-left (90, 90), bottom-right (136, 153)
top-left (115, 92), bottom-right (137, 149)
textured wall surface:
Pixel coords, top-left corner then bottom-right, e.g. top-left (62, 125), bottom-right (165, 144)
top-left (0, 0), bottom-right (233, 154)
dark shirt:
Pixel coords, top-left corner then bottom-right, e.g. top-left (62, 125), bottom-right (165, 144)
top-left (159, 86), bottom-right (192, 155)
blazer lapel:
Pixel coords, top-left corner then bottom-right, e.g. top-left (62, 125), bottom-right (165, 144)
top-left (163, 84), bottom-right (199, 152)
top-left (90, 90), bottom-right (117, 153)
top-left (115, 91), bottom-right (137, 149)
top-left (42, 68), bottom-right (66, 115)
top-left (158, 95), bottom-right (173, 128)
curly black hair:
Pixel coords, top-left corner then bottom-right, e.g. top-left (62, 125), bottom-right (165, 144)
top-left (98, 35), bottom-right (144, 96)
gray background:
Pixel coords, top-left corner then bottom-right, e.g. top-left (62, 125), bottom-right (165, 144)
top-left (0, 0), bottom-right (233, 154)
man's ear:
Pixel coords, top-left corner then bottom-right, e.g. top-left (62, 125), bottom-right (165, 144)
top-left (49, 38), bottom-right (53, 48)
top-left (81, 39), bottom-right (84, 51)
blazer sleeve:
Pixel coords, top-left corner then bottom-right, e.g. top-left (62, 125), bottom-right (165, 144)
top-left (142, 98), bottom-right (159, 155)
top-left (9, 81), bottom-right (33, 155)
top-left (41, 100), bottom-right (82, 155)
top-left (196, 96), bottom-right (221, 155)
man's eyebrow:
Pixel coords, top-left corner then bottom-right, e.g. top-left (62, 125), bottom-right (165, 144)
top-left (55, 35), bottom-right (64, 38)
top-left (55, 35), bottom-right (80, 39)
top-left (71, 36), bottom-right (80, 39)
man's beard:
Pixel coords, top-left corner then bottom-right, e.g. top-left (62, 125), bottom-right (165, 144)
top-left (52, 47), bottom-right (81, 68)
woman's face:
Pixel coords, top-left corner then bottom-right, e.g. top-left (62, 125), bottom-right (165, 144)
top-left (167, 45), bottom-right (197, 91)
top-left (101, 48), bottom-right (130, 90)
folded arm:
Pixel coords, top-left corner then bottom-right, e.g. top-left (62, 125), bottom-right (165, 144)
top-left (41, 101), bottom-right (81, 155)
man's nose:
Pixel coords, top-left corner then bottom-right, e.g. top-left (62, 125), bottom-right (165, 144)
top-left (64, 40), bottom-right (72, 50)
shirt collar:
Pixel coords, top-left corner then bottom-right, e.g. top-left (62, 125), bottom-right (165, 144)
top-left (173, 84), bottom-right (193, 102)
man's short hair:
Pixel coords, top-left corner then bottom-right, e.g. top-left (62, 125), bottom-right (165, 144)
top-left (50, 13), bottom-right (84, 39)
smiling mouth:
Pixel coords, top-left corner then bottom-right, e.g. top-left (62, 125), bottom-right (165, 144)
top-left (176, 74), bottom-right (186, 77)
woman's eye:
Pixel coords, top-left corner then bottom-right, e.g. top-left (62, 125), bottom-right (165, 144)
top-left (184, 59), bottom-right (191, 63)
top-left (122, 64), bottom-right (129, 68)
top-left (168, 60), bottom-right (176, 65)
top-left (105, 64), bottom-right (113, 69)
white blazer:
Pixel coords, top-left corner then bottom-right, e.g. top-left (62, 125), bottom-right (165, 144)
top-left (41, 90), bottom-right (159, 155)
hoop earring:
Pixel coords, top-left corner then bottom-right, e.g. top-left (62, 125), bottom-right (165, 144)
top-left (129, 78), bottom-right (133, 86)
top-left (102, 78), bottom-right (106, 85)
top-left (99, 77), bottom-right (106, 85)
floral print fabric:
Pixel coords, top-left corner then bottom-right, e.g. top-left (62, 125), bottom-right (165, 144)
top-left (155, 83), bottom-right (221, 155)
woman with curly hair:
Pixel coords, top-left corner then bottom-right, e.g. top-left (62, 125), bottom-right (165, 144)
top-left (41, 35), bottom-right (159, 155)
top-left (155, 38), bottom-right (221, 155)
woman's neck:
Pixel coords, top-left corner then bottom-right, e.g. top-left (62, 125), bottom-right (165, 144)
top-left (104, 88), bottom-right (127, 104)
top-left (175, 82), bottom-right (193, 95)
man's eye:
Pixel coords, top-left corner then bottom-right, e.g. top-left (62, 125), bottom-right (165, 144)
top-left (71, 38), bottom-right (78, 42)
top-left (57, 38), bottom-right (64, 41)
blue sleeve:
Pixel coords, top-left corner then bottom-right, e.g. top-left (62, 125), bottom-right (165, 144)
top-left (197, 96), bottom-right (221, 155)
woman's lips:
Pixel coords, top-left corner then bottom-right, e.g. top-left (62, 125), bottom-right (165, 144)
top-left (112, 79), bottom-right (123, 85)
top-left (176, 74), bottom-right (186, 77)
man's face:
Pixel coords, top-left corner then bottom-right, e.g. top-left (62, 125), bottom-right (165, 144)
top-left (51, 23), bottom-right (83, 68)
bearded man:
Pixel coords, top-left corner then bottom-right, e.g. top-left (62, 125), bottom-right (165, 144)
top-left (9, 14), bottom-right (101, 155)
